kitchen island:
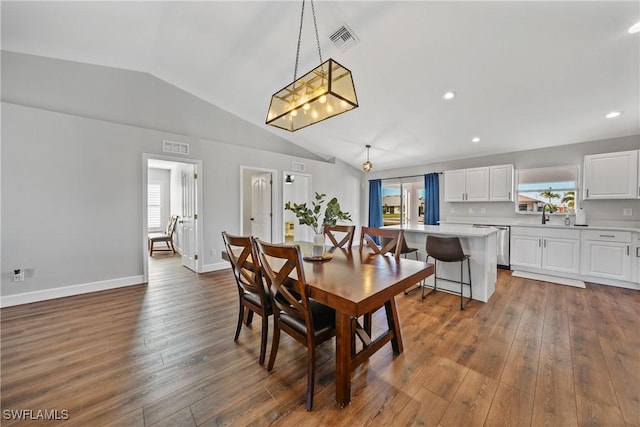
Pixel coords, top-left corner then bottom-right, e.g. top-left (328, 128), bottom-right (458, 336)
top-left (383, 224), bottom-right (498, 302)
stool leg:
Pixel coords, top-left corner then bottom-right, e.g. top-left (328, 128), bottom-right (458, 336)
top-left (460, 260), bottom-right (464, 310)
top-left (422, 258), bottom-right (437, 300)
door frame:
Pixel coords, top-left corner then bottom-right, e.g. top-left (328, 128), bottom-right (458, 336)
top-left (142, 153), bottom-right (204, 282)
top-left (240, 166), bottom-right (277, 241)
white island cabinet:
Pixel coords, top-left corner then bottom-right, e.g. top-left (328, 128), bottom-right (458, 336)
top-left (383, 224), bottom-right (497, 302)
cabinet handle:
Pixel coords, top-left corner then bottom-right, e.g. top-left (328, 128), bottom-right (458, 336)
top-left (599, 234), bottom-right (616, 238)
top-left (627, 245), bottom-right (630, 256)
top-left (637, 247), bottom-right (640, 257)
top-left (508, 191), bottom-right (511, 200)
top-left (538, 238), bottom-right (542, 247)
top-left (586, 189), bottom-right (589, 198)
top-left (543, 239), bottom-right (546, 248)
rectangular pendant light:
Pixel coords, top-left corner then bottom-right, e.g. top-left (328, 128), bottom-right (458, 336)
top-left (266, 58), bottom-right (358, 132)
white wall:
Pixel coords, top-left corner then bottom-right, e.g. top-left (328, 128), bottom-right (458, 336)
top-left (0, 53), bottom-right (363, 306)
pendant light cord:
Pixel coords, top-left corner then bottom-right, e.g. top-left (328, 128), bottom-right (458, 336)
top-left (293, 0), bottom-right (323, 82)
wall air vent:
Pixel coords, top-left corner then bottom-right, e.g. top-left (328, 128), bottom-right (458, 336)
top-left (162, 140), bottom-right (190, 155)
top-left (329, 24), bottom-right (360, 52)
top-left (291, 161), bottom-right (306, 172)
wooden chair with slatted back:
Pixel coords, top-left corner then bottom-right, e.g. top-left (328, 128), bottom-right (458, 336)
top-left (148, 215), bottom-right (179, 256)
top-left (253, 239), bottom-right (336, 411)
top-left (359, 226), bottom-right (404, 260)
top-left (221, 232), bottom-right (271, 365)
top-left (324, 225), bottom-right (356, 249)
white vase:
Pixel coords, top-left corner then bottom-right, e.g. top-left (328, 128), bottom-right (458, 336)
top-left (312, 233), bottom-right (325, 257)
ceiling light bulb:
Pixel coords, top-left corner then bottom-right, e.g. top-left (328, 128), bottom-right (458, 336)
top-left (291, 109), bottom-right (298, 117)
top-left (629, 22), bottom-right (640, 34)
top-left (363, 144), bottom-right (373, 173)
top-left (606, 111), bottom-right (622, 119)
top-left (442, 91), bottom-right (456, 100)
top-left (472, 137), bottom-right (480, 143)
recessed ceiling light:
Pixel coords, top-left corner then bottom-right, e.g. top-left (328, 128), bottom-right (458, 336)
top-left (629, 21), bottom-right (640, 34)
top-left (442, 91), bottom-right (456, 100)
top-left (471, 137), bottom-right (480, 143)
top-left (606, 111), bottom-right (622, 119)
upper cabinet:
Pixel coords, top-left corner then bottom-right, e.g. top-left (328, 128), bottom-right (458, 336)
top-left (444, 167), bottom-right (489, 202)
top-left (583, 150), bottom-right (639, 200)
top-left (444, 164), bottom-right (513, 202)
top-left (489, 164), bottom-right (514, 201)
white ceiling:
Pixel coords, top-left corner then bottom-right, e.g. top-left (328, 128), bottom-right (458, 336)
top-left (2, 1), bottom-right (639, 171)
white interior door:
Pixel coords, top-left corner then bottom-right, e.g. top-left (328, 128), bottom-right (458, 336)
top-left (251, 173), bottom-right (272, 241)
top-left (181, 165), bottom-right (197, 271)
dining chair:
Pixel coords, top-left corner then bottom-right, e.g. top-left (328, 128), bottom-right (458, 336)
top-left (253, 239), bottom-right (336, 411)
top-left (358, 227), bottom-right (405, 335)
top-left (359, 226), bottom-right (404, 260)
top-left (324, 224), bottom-right (356, 249)
top-left (424, 235), bottom-right (473, 310)
top-left (148, 215), bottom-right (179, 256)
top-left (221, 232), bottom-right (271, 365)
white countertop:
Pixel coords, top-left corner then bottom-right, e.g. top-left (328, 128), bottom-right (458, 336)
top-left (383, 224), bottom-right (497, 238)
top-left (440, 219), bottom-right (640, 233)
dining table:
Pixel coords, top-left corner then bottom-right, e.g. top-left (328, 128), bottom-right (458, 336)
top-left (297, 243), bottom-right (435, 407)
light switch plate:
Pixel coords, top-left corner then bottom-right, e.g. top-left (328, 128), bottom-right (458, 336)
top-left (623, 208), bottom-right (632, 216)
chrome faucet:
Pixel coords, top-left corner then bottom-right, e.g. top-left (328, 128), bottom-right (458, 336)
top-left (541, 203), bottom-right (553, 224)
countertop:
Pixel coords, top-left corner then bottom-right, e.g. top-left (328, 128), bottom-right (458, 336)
top-left (382, 224), bottom-right (498, 238)
top-left (440, 219), bottom-right (640, 233)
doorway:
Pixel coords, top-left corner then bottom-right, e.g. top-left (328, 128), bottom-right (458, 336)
top-left (240, 166), bottom-right (276, 242)
top-left (143, 154), bottom-right (203, 283)
top-left (282, 171), bottom-right (312, 243)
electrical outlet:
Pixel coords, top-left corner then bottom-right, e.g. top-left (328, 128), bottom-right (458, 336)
top-left (212, 249), bottom-right (218, 257)
top-left (468, 208), bottom-right (473, 214)
top-left (13, 269), bottom-right (24, 282)
top-left (623, 208), bottom-right (632, 216)
top-left (450, 207), bottom-right (456, 214)
top-left (480, 208), bottom-right (487, 214)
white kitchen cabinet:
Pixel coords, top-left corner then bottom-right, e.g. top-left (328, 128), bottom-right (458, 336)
top-left (489, 164), bottom-right (514, 201)
top-left (581, 230), bottom-right (632, 281)
top-left (444, 167), bottom-right (489, 202)
top-left (583, 150), bottom-right (639, 200)
top-left (511, 227), bottom-right (580, 274)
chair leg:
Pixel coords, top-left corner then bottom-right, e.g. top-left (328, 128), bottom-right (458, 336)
top-left (460, 258), bottom-right (472, 310)
top-left (305, 344), bottom-right (316, 411)
top-left (234, 302), bottom-right (244, 341)
top-left (267, 320), bottom-right (280, 371)
top-left (149, 241), bottom-right (154, 256)
top-left (246, 310), bottom-right (254, 326)
top-left (259, 311), bottom-right (268, 365)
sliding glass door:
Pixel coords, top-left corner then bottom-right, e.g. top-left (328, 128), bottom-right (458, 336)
top-left (381, 177), bottom-right (424, 226)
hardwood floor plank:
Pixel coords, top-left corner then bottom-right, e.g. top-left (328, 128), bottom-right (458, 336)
top-left (439, 369), bottom-right (499, 427)
top-left (484, 382), bottom-right (534, 427)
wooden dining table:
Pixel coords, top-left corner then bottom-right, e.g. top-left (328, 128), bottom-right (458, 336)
top-left (298, 244), bottom-right (435, 407)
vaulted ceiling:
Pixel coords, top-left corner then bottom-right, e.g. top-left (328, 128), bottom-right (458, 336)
top-left (2, 1), bottom-right (639, 171)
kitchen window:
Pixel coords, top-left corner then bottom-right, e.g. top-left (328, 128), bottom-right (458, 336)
top-left (381, 177), bottom-right (425, 226)
top-left (515, 165), bottom-right (579, 214)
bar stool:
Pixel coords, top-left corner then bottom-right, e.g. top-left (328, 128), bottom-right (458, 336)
top-left (423, 235), bottom-right (472, 310)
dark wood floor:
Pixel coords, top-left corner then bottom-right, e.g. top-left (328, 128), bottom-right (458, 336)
top-left (1, 254), bottom-right (639, 426)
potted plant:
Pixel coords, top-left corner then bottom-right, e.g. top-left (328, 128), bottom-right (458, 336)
top-left (285, 192), bottom-right (351, 255)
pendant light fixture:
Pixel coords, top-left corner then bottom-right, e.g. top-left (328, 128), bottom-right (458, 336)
top-left (266, 0), bottom-right (358, 132)
top-left (362, 144), bottom-right (373, 172)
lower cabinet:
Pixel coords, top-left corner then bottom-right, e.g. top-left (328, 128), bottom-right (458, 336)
top-left (511, 227), bottom-right (580, 274)
top-left (581, 230), bottom-right (632, 281)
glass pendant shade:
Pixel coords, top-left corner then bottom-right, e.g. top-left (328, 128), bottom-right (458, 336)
top-left (362, 144), bottom-right (373, 172)
top-left (266, 58), bottom-right (358, 132)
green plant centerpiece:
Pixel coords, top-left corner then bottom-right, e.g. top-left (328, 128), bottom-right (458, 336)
top-left (285, 192), bottom-right (351, 256)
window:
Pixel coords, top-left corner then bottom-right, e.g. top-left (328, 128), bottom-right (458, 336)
top-left (148, 182), bottom-right (162, 229)
top-left (515, 165), bottom-right (578, 214)
top-left (382, 177), bottom-right (425, 226)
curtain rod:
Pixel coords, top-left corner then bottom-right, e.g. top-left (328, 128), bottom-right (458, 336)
top-left (368, 172), bottom-right (442, 181)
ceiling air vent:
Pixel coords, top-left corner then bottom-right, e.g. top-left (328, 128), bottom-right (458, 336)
top-left (329, 24), bottom-right (359, 52)
top-left (162, 140), bottom-right (190, 155)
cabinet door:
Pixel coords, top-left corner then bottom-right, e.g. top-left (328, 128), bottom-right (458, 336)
top-left (511, 235), bottom-right (542, 268)
top-left (444, 169), bottom-right (466, 201)
top-left (465, 167), bottom-right (490, 201)
top-left (581, 240), bottom-right (631, 281)
top-left (584, 150), bottom-right (638, 199)
top-left (489, 165), bottom-right (514, 201)
top-left (542, 238), bottom-right (580, 274)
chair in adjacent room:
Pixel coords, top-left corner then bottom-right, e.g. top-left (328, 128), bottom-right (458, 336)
top-left (221, 232), bottom-right (271, 365)
top-left (148, 215), bottom-right (179, 256)
top-left (324, 224), bottom-right (356, 249)
top-left (423, 235), bottom-right (473, 310)
top-left (253, 239), bottom-right (336, 411)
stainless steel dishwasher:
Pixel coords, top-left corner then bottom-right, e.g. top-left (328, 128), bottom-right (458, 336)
top-left (473, 224), bottom-right (510, 269)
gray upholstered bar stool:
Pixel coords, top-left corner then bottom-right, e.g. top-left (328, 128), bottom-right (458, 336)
top-left (423, 235), bottom-right (472, 310)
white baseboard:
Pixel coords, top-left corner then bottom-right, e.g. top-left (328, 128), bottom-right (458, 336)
top-left (202, 262), bottom-right (230, 273)
top-left (0, 275), bottom-right (145, 308)
top-left (511, 271), bottom-right (586, 288)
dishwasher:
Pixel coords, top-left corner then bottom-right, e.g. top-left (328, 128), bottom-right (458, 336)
top-left (473, 224), bottom-right (510, 269)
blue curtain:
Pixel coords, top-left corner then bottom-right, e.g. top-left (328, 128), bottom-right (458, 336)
top-left (368, 179), bottom-right (383, 228)
top-left (424, 173), bottom-right (440, 225)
